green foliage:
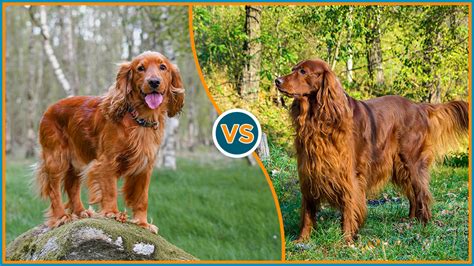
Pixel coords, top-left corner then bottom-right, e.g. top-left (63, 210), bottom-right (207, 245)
top-left (194, 5), bottom-right (469, 149)
top-left (193, 6), bottom-right (247, 84)
top-left (194, 6), bottom-right (469, 261)
top-left (6, 157), bottom-right (281, 260)
top-left (389, 6), bottom-right (469, 102)
top-left (442, 151), bottom-right (469, 168)
top-left (264, 143), bottom-right (469, 261)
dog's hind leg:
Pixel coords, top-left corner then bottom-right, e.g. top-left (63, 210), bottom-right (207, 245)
top-left (392, 155), bottom-right (417, 219)
top-left (411, 151), bottom-right (433, 224)
top-left (64, 166), bottom-right (94, 219)
top-left (37, 150), bottom-right (72, 228)
top-left (394, 150), bottom-right (433, 223)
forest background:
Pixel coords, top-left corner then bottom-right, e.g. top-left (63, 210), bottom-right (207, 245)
top-left (194, 5), bottom-right (470, 261)
top-left (5, 5), bottom-right (282, 260)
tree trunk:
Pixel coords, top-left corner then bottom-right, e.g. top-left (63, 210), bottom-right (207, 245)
top-left (121, 7), bottom-right (134, 60)
top-left (365, 6), bottom-right (384, 93)
top-left (157, 117), bottom-right (179, 170)
top-left (29, 6), bottom-right (73, 96)
top-left (186, 80), bottom-right (198, 151)
top-left (204, 108), bottom-right (218, 146)
top-left (25, 27), bottom-right (37, 158)
top-left (330, 37), bottom-right (342, 70)
top-left (154, 8), bottom-right (179, 170)
top-left (426, 32), bottom-right (443, 103)
top-left (240, 6), bottom-right (262, 101)
top-left (346, 7), bottom-right (354, 83)
top-left (430, 74), bottom-right (442, 103)
top-left (5, 102), bottom-right (12, 155)
top-left (346, 51), bottom-right (354, 83)
top-left (60, 6), bottom-right (78, 95)
top-left (256, 132), bottom-right (270, 161)
top-left (247, 154), bottom-right (257, 166)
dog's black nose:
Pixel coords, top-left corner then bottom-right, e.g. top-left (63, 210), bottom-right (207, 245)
top-left (148, 78), bottom-right (161, 89)
top-left (275, 78), bottom-right (283, 87)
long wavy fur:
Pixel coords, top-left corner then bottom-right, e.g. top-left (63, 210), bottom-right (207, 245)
top-left (286, 59), bottom-right (468, 242)
top-left (35, 52), bottom-right (184, 231)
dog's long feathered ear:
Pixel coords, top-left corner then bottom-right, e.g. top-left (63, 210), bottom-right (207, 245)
top-left (167, 64), bottom-right (185, 117)
top-left (314, 69), bottom-right (350, 131)
top-left (101, 62), bottom-right (132, 121)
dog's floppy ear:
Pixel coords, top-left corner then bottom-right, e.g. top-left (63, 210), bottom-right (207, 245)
top-left (167, 64), bottom-right (185, 117)
top-left (101, 62), bottom-right (132, 121)
top-left (314, 69), bottom-right (349, 131)
top-left (116, 62), bottom-right (133, 95)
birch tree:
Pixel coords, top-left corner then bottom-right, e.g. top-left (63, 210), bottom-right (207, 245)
top-left (59, 6), bottom-right (78, 95)
top-left (29, 6), bottom-right (73, 96)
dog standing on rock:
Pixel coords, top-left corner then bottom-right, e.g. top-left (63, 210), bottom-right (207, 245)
top-left (36, 51), bottom-right (184, 233)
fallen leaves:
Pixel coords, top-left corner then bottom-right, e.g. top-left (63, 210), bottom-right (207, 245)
top-left (394, 220), bottom-right (415, 233)
top-left (367, 193), bottom-right (402, 206)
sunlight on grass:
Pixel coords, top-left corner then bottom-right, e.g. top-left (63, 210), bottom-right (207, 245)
top-left (264, 145), bottom-right (469, 261)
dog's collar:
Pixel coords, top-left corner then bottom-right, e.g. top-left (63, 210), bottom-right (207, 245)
top-left (127, 105), bottom-right (159, 130)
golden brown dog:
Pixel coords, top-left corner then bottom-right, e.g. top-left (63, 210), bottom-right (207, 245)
top-left (36, 51), bottom-right (184, 233)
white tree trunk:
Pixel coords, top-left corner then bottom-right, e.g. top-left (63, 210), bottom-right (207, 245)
top-left (5, 112), bottom-right (11, 155)
top-left (346, 7), bottom-right (354, 83)
top-left (155, 7), bottom-right (179, 170)
top-left (29, 6), bottom-right (73, 96)
top-left (60, 6), bottom-right (78, 95)
top-left (256, 132), bottom-right (270, 161)
top-left (157, 117), bottom-right (179, 170)
top-left (186, 85), bottom-right (198, 151)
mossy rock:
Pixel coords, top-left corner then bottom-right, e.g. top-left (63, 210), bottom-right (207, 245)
top-left (6, 218), bottom-right (197, 261)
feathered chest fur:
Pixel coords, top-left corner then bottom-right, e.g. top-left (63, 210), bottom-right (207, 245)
top-left (291, 97), bottom-right (355, 202)
top-left (114, 123), bottom-right (165, 177)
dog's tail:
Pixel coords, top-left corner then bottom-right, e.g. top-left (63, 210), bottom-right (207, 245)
top-left (34, 158), bottom-right (50, 199)
top-left (423, 100), bottom-right (469, 159)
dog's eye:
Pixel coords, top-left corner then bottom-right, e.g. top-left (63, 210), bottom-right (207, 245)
top-left (160, 64), bottom-right (167, 71)
top-left (137, 66), bottom-right (145, 72)
top-left (299, 69), bottom-right (306, 75)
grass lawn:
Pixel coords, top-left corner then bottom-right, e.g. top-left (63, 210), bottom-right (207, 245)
top-left (264, 144), bottom-right (469, 261)
top-left (5, 153), bottom-right (282, 260)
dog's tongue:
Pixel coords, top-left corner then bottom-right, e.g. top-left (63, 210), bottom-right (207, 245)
top-left (145, 93), bottom-right (163, 109)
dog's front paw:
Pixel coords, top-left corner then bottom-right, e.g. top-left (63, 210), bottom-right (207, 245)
top-left (77, 206), bottom-right (96, 219)
top-left (46, 214), bottom-right (74, 228)
top-left (100, 210), bottom-right (128, 223)
top-left (115, 211), bottom-right (128, 223)
top-left (145, 223), bottom-right (159, 234)
top-left (130, 219), bottom-right (159, 234)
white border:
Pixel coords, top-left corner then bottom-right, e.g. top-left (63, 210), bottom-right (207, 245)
top-left (212, 109), bottom-right (262, 159)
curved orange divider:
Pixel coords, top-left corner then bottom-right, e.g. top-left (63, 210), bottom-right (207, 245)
top-left (187, 5), bottom-right (286, 262)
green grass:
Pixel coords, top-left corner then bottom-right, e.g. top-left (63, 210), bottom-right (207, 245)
top-left (264, 144), bottom-right (469, 261)
top-left (6, 154), bottom-right (282, 260)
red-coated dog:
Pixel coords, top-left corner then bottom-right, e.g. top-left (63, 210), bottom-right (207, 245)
top-left (275, 59), bottom-right (468, 242)
top-left (36, 51), bottom-right (184, 233)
